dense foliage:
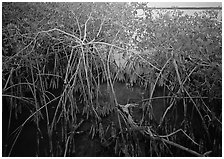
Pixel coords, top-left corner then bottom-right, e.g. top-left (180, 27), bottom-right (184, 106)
top-left (2, 2), bottom-right (222, 156)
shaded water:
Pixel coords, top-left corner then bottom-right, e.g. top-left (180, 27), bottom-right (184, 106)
top-left (2, 82), bottom-right (221, 156)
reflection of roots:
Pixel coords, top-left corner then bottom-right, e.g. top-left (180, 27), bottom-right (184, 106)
top-left (117, 103), bottom-right (206, 157)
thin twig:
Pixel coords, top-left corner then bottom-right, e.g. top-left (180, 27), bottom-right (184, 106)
top-left (159, 63), bottom-right (198, 126)
top-left (83, 12), bottom-right (92, 42)
top-left (64, 136), bottom-right (71, 157)
top-left (3, 68), bottom-right (14, 91)
top-left (160, 138), bottom-right (203, 157)
top-left (96, 16), bottom-right (106, 38)
top-left (158, 128), bottom-right (200, 146)
top-left (72, 11), bottom-right (82, 39)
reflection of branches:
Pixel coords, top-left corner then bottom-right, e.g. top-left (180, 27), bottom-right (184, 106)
top-left (139, 95), bottom-right (221, 102)
top-left (119, 103), bottom-right (205, 157)
top-left (184, 87), bottom-right (210, 139)
top-left (142, 126), bottom-right (204, 156)
top-left (139, 56), bottom-right (171, 125)
top-left (6, 95), bottom-right (61, 156)
top-left (159, 66), bottom-right (198, 126)
top-left (159, 138), bottom-right (203, 157)
top-left (158, 128), bottom-right (199, 146)
top-left (199, 93), bottom-right (222, 125)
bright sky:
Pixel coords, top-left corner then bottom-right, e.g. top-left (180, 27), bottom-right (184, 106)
top-left (136, 2), bottom-right (222, 19)
top-left (146, 2), bottom-right (221, 8)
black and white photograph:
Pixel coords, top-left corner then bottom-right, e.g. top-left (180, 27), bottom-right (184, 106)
top-left (2, 1), bottom-right (222, 157)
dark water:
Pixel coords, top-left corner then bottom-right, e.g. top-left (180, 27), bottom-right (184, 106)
top-left (2, 82), bottom-right (222, 156)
